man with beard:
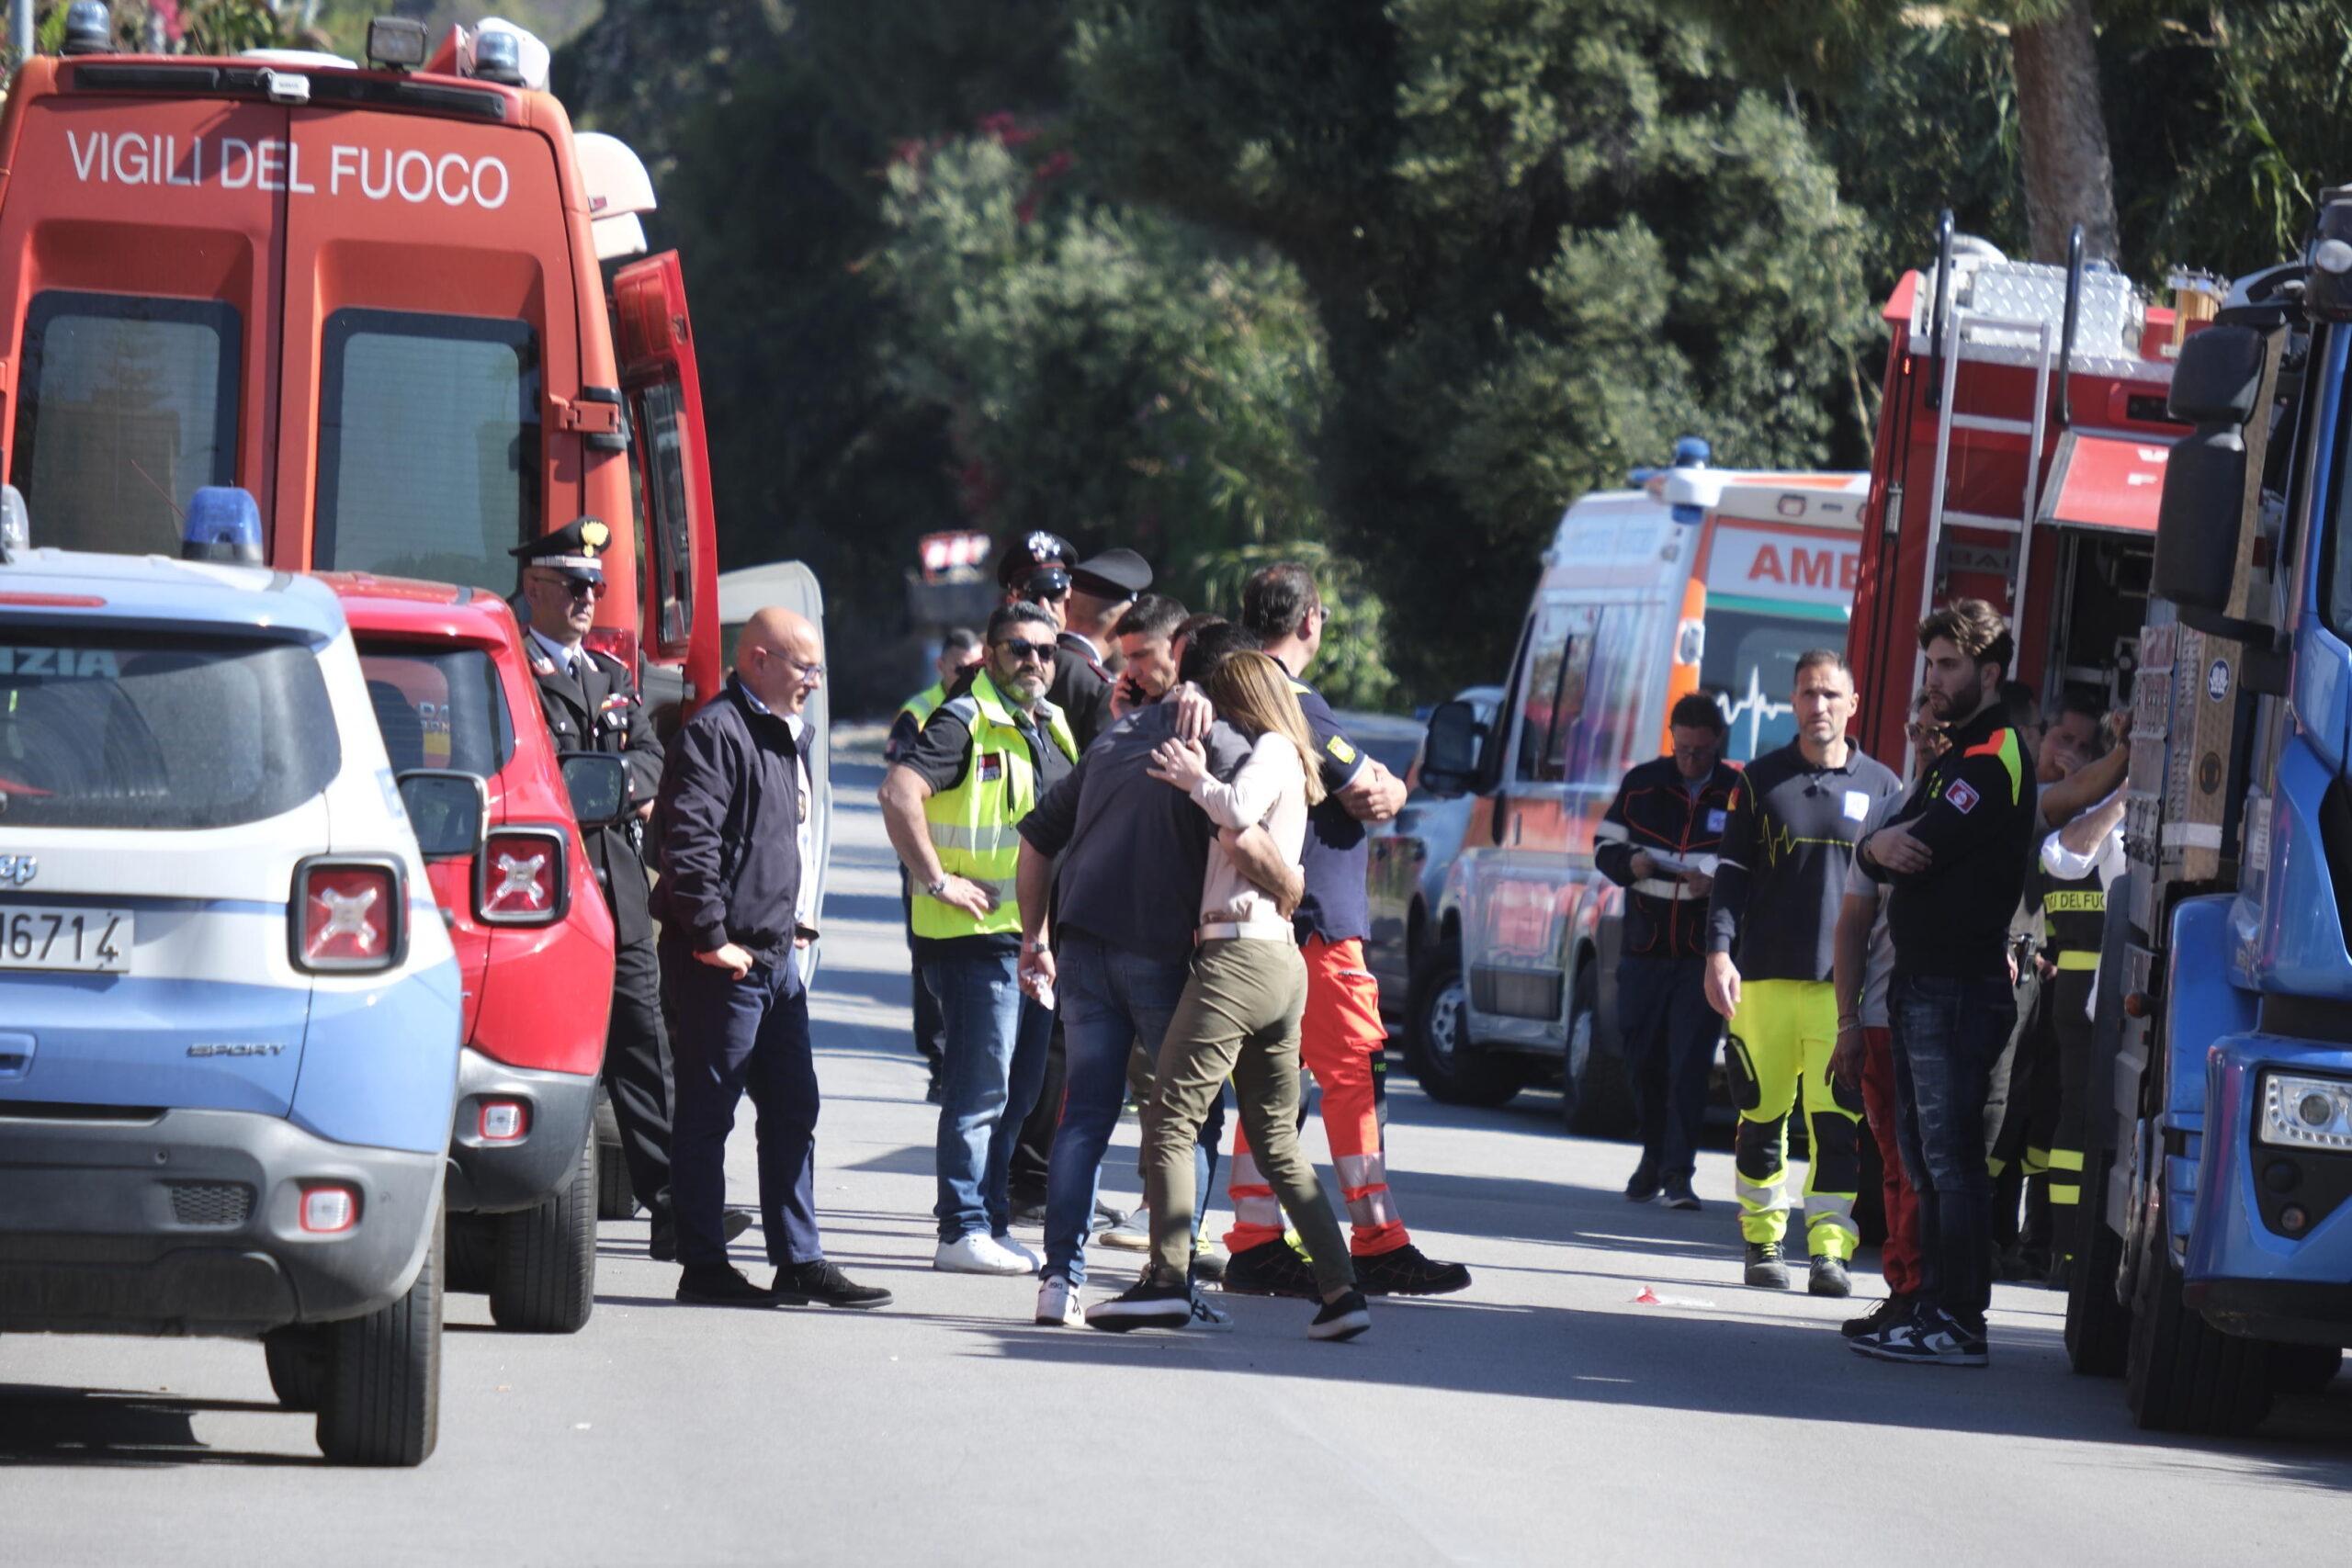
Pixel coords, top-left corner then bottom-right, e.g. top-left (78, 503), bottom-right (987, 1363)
top-left (1852, 599), bottom-right (2038, 1368)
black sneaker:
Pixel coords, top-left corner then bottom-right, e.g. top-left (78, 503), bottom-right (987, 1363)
top-left (1840, 1292), bottom-right (1914, 1339)
top-left (1309, 1289), bottom-right (1372, 1342)
top-left (1085, 1278), bottom-right (1193, 1332)
top-left (1623, 1161), bottom-right (1662, 1203)
top-left (1221, 1238), bottom-right (1320, 1299)
top-left (675, 1263), bottom-right (777, 1308)
top-left (1744, 1241), bottom-right (1791, 1290)
top-left (1357, 1244), bottom-right (1472, 1297)
top-left (651, 1207), bottom-right (755, 1263)
top-left (774, 1260), bottom-right (892, 1310)
top-left (1853, 1305), bottom-right (1987, 1367)
top-left (1809, 1255), bottom-right (1852, 1298)
top-left (1660, 1178), bottom-right (1702, 1212)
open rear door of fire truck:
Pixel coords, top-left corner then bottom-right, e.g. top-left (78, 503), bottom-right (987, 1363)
top-left (612, 250), bottom-right (724, 725)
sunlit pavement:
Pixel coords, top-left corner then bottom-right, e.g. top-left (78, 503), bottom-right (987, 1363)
top-left (5, 727), bottom-right (2347, 1567)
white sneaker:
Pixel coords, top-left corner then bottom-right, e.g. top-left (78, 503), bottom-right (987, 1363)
top-left (934, 1232), bottom-right (1035, 1275)
top-left (995, 1233), bottom-right (1043, 1271)
top-left (1035, 1274), bottom-right (1084, 1326)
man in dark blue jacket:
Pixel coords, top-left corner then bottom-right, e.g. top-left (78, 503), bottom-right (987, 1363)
top-left (1595, 693), bottom-right (1739, 1212)
top-left (653, 607), bottom-right (891, 1312)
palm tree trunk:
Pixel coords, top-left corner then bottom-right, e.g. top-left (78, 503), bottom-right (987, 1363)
top-left (2009, 0), bottom-right (2119, 264)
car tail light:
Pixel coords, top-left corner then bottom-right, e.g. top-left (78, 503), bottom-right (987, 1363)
top-left (476, 826), bottom-right (568, 925)
top-left (582, 626), bottom-right (638, 679)
top-left (290, 858), bottom-right (405, 973)
top-left (300, 1183), bottom-right (360, 1234)
top-left (479, 1100), bottom-right (529, 1142)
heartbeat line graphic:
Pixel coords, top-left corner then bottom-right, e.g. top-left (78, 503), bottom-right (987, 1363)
top-left (1716, 668), bottom-right (1792, 757)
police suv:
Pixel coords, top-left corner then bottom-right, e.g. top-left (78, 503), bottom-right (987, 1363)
top-left (0, 490), bottom-right (463, 1467)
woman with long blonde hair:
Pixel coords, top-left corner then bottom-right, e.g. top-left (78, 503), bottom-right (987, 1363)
top-left (1082, 650), bottom-right (1368, 1340)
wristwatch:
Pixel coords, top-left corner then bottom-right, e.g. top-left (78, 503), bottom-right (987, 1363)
top-left (1027, 940), bottom-right (1051, 955)
top-left (925, 874), bottom-right (949, 898)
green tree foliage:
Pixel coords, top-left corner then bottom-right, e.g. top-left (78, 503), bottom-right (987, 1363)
top-left (1067, 0), bottom-right (1871, 694)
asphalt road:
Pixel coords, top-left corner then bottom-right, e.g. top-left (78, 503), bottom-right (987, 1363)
top-left (6, 729), bottom-right (2348, 1567)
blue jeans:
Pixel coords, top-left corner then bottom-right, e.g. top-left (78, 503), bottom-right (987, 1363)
top-left (923, 949), bottom-right (1053, 1243)
top-left (1889, 971), bottom-right (2016, 1330)
top-left (1044, 931), bottom-right (1191, 1286)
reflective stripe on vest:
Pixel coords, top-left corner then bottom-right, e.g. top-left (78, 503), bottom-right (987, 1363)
top-left (912, 671), bottom-right (1078, 942)
top-left (899, 681), bottom-right (947, 728)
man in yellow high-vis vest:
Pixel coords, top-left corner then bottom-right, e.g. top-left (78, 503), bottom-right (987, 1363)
top-left (878, 604), bottom-right (1079, 1276)
top-left (888, 628), bottom-right (984, 1102)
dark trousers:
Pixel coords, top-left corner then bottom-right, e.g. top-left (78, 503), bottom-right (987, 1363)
top-left (1008, 1022), bottom-right (1067, 1203)
top-left (662, 937), bottom-right (823, 1269)
top-left (901, 880), bottom-right (946, 1073)
top-left (1890, 972), bottom-right (2016, 1331)
top-left (605, 932), bottom-right (676, 1230)
top-left (1616, 955), bottom-right (1719, 1183)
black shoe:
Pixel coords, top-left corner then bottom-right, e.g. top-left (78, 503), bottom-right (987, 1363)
top-left (1660, 1178), bottom-right (1702, 1213)
top-left (1084, 1277), bottom-right (1193, 1333)
top-left (1091, 1200), bottom-right (1125, 1236)
top-left (1841, 1292), bottom-right (1915, 1339)
top-left (1010, 1199), bottom-right (1047, 1229)
top-left (1853, 1305), bottom-right (1988, 1367)
top-left (650, 1206), bottom-right (753, 1264)
top-left (1808, 1255), bottom-right (1852, 1298)
top-left (1624, 1162), bottom-right (1662, 1203)
top-left (1220, 1238), bottom-right (1320, 1299)
top-left (1357, 1243), bottom-right (1472, 1297)
top-left (774, 1259), bottom-right (892, 1310)
top-left (675, 1263), bottom-right (777, 1308)
top-left (1309, 1290), bottom-right (1372, 1342)
top-left (1744, 1240), bottom-right (1791, 1290)
top-left (924, 1075), bottom-right (944, 1106)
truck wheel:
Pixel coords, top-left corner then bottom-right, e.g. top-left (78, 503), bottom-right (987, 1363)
top-left (2267, 1343), bottom-right (2343, 1395)
top-left (2122, 1187), bottom-right (2273, 1435)
top-left (1559, 964), bottom-right (1635, 1136)
top-left (2064, 1156), bottom-right (2132, 1378)
top-left (489, 1124), bottom-right (599, 1335)
top-left (1402, 941), bottom-right (1521, 1108)
top-left (315, 1205), bottom-right (443, 1467)
top-left (262, 1325), bottom-right (327, 1413)
top-left (594, 1085), bottom-right (636, 1221)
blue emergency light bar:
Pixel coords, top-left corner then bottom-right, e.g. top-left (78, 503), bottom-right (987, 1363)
top-left (182, 487), bottom-right (265, 564)
top-left (1627, 436), bottom-right (1713, 525)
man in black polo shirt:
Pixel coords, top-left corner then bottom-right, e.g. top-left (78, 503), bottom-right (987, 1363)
top-left (1853, 599), bottom-right (2038, 1369)
top-left (1705, 650), bottom-right (1901, 1296)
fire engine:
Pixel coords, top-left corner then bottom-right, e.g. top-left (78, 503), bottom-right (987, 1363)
top-left (1842, 210), bottom-right (2352, 1431)
top-left (0, 6), bottom-right (723, 720)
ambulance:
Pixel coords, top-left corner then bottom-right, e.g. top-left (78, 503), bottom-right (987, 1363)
top-left (1408, 455), bottom-right (1867, 1122)
top-left (0, 8), bottom-right (723, 724)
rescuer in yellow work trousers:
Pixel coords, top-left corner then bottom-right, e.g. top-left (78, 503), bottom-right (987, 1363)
top-left (1705, 651), bottom-right (1903, 1295)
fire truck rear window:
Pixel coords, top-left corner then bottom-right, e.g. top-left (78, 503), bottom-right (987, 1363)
top-left (314, 310), bottom-right (541, 595)
top-left (8, 291), bottom-right (240, 558)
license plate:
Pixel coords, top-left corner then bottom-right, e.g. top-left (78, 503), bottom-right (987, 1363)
top-left (0, 907), bottom-right (133, 973)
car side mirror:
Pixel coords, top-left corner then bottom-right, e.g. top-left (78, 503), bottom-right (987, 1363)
top-left (1419, 701), bottom-right (1484, 797)
top-left (560, 751), bottom-right (629, 828)
top-left (397, 770), bottom-right (488, 859)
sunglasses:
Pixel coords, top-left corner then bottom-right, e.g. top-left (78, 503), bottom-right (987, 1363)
top-left (996, 638), bottom-right (1057, 664)
top-left (535, 573), bottom-right (600, 600)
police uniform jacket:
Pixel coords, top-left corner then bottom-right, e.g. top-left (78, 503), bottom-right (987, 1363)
top-left (527, 635), bottom-right (663, 944)
top-left (1049, 630), bottom-right (1114, 750)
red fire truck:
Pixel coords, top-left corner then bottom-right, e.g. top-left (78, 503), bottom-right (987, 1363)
top-left (0, 13), bottom-right (723, 719)
top-left (1846, 220), bottom-right (2199, 752)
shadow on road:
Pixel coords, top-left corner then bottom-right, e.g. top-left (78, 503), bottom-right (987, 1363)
top-left (0, 1384), bottom-right (320, 1468)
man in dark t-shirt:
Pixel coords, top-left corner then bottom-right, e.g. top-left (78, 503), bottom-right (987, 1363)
top-left (1225, 562), bottom-right (1474, 1299)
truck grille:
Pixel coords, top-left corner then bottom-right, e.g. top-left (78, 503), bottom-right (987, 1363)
top-left (164, 1180), bottom-right (254, 1227)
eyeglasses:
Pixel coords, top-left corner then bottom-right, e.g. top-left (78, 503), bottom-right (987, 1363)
top-left (768, 650), bottom-right (825, 680)
top-left (996, 639), bottom-right (1057, 664)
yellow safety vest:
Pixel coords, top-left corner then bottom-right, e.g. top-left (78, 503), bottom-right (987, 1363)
top-left (913, 672), bottom-right (1078, 941)
top-left (899, 681), bottom-right (947, 728)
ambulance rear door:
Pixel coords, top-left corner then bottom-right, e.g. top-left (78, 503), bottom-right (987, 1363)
top-left (277, 99), bottom-right (585, 604)
top-left (612, 250), bottom-right (722, 719)
top-left (0, 62), bottom-right (288, 553)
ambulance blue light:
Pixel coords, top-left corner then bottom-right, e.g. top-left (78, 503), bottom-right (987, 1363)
top-left (182, 487), bottom-right (265, 564)
top-left (1671, 436), bottom-right (1711, 468)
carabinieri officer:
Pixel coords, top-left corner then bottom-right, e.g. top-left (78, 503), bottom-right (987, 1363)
top-left (512, 517), bottom-right (701, 1261)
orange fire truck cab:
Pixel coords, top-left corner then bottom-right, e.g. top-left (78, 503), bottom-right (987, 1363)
top-left (0, 17), bottom-right (721, 716)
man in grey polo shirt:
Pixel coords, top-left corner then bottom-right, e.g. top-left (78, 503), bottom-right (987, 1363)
top-left (1012, 624), bottom-right (1301, 1327)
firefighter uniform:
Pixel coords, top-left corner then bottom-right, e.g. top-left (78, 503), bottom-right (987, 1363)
top-left (512, 520), bottom-right (678, 1254)
top-left (2023, 819), bottom-right (2120, 1269)
top-left (1708, 739), bottom-right (1903, 1265)
top-left (1593, 752), bottom-right (1740, 1193)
